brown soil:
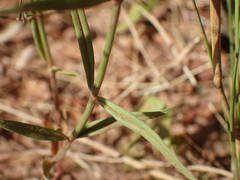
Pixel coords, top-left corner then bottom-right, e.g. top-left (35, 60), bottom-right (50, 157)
top-left (0, 0), bottom-right (232, 179)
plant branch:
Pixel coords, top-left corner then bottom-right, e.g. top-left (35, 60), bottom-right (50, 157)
top-left (72, 0), bottom-right (123, 138)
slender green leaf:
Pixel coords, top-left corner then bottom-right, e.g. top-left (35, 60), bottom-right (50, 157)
top-left (137, 96), bottom-right (165, 111)
top-left (31, 18), bottom-right (46, 60)
top-left (121, 96), bottom-right (172, 155)
top-left (79, 116), bottom-right (116, 137)
top-left (79, 111), bottom-right (165, 137)
top-left (0, 0), bottom-right (110, 16)
top-left (35, 14), bottom-right (53, 62)
top-left (77, 9), bottom-right (95, 88)
top-left (56, 70), bottom-right (80, 76)
top-left (97, 97), bottom-right (197, 180)
top-left (71, 9), bottom-right (94, 89)
top-left (138, 96), bottom-right (172, 141)
top-left (51, 67), bottom-right (80, 76)
top-left (192, 0), bottom-right (213, 65)
top-left (72, 1), bottom-right (122, 138)
top-left (0, 119), bottom-right (67, 141)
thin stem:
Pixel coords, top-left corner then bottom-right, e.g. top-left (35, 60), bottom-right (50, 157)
top-left (29, 0), bottom-right (62, 127)
top-left (235, 0), bottom-right (240, 52)
top-left (73, 0), bottom-right (123, 138)
top-left (73, 98), bottom-right (95, 137)
top-left (192, 0), bottom-right (213, 65)
top-left (36, 15), bottom-right (62, 126)
top-left (227, 0), bottom-right (240, 179)
top-left (29, 2), bottom-right (63, 176)
top-left (192, 0), bottom-right (229, 111)
top-left (233, 0), bottom-right (240, 178)
top-left (93, 0), bottom-right (122, 95)
top-left (227, 0), bottom-right (235, 70)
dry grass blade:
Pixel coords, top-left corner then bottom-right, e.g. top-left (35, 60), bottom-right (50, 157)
top-left (188, 165), bottom-right (233, 179)
top-left (122, 8), bottom-right (160, 78)
top-left (0, 103), bottom-right (42, 123)
top-left (210, 0), bottom-right (229, 109)
top-left (137, 3), bottom-right (172, 46)
top-left (210, 0), bottom-right (222, 86)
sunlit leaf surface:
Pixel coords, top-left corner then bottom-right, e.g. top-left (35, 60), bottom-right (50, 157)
top-left (97, 96), bottom-right (197, 180)
top-left (0, 119), bottom-right (67, 141)
top-left (0, 0), bottom-right (110, 16)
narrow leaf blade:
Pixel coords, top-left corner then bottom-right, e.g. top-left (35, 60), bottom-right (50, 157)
top-left (0, 119), bottom-right (67, 141)
top-left (71, 10), bottom-right (94, 88)
top-left (97, 97), bottom-right (197, 180)
top-left (79, 111), bottom-right (165, 137)
top-left (0, 0), bottom-right (110, 16)
top-left (56, 70), bottom-right (80, 77)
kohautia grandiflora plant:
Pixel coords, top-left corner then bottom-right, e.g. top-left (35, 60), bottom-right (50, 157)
top-left (0, 0), bottom-right (199, 179)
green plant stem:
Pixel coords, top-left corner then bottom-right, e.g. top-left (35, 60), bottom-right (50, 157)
top-left (194, 0), bottom-right (239, 177)
top-left (226, 0), bottom-right (240, 179)
top-left (73, 98), bottom-right (95, 137)
top-left (192, 0), bottom-right (229, 111)
top-left (227, 0), bottom-right (234, 66)
top-left (36, 15), bottom-right (62, 126)
top-left (232, 0), bottom-right (240, 178)
top-left (235, 0), bottom-right (240, 52)
top-left (93, 1), bottom-right (122, 95)
top-left (29, 0), bottom-right (62, 126)
top-left (72, 0), bottom-right (122, 138)
top-left (191, 0), bottom-right (213, 65)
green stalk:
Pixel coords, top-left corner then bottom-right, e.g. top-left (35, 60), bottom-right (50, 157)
top-left (230, 60), bottom-right (238, 131)
top-left (35, 15), bottom-right (62, 126)
top-left (193, 0), bottom-right (240, 178)
top-left (93, 1), bottom-right (122, 95)
top-left (191, 0), bottom-right (213, 65)
top-left (73, 0), bottom-right (123, 138)
top-left (193, 0), bottom-right (229, 110)
top-left (235, 0), bottom-right (240, 52)
top-left (227, 0), bottom-right (234, 69)
top-left (233, 0), bottom-right (240, 179)
top-left (73, 98), bottom-right (95, 137)
top-left (30, 0), bottom-right (62, 126)
top-left (227, 0), bottom-right (240, 179)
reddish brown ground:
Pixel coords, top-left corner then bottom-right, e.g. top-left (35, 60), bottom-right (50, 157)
top-left (0, 0), bottom-right (232, 179)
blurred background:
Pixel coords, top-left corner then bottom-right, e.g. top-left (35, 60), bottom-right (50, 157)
top-left (0, 0), bottom-right (231, 179)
